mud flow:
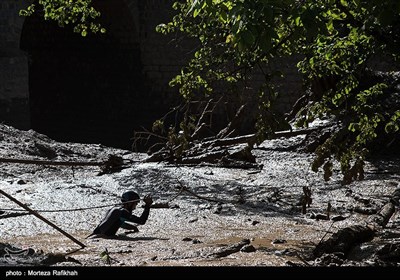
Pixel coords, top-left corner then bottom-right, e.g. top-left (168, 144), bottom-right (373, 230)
top-left (1, 124), bottom-right (399, 266)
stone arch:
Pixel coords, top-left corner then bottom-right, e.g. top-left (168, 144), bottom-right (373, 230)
top-left (20, 0), bottom-right (146, 149)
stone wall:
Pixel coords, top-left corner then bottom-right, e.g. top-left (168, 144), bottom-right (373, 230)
top-left (0, 0), bottom-right (30, 129)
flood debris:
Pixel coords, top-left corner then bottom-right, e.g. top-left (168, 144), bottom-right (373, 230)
top-left (272, 239), bottom-right (287, 244)
top-left (376, 243), bottom-right (400, 262)
top-left (299, 186), bottom-right (312, 214)
top-left (312, 187), bottom-right (400, 264)
top-left (240, 244), bottom-right (256, 253)
top-left (0, 243), bottom-right (80, 266)
top-left (1, 123), bottom-right (399, 266)
top-left (97, 155), bottom-right (126, 175)
top-left (209, 239), bottom-right (251, 258)
top-left (0, 211), bottom-right (30, 219)
top-left (148, 202), bottom-right (176, 209)
top-left (0, 154), bottom-right (127, 175)
top-left (145, 133), bottom-right (260, 169)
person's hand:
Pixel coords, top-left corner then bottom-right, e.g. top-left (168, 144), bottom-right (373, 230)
top-left (143, 194), bottom-right (153, 207)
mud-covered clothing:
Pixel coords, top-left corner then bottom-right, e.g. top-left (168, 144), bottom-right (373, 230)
top-left (92, 205), bottom-right (150, 236)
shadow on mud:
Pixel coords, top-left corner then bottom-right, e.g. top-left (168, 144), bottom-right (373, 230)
top-left (89, 236), bottom-right (169, 242)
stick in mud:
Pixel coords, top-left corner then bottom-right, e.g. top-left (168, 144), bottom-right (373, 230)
top-left (0, 188), bottom-right (86, 249)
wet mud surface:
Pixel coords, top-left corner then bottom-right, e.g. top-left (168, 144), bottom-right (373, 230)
top-left (1, 124), bottom-right (399, 267)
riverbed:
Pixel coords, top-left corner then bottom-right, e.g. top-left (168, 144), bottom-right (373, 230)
top-left (1, 124), bottom-right (399, 266)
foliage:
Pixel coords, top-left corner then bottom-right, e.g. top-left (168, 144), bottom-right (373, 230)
top-left (18, 1), bottom-right (400, 183)
top-left (156, 0), bottom-right (400, 183)
top-left (19, 0), bottom-right (105, 36)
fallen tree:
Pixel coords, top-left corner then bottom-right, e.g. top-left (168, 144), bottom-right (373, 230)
top-left (140, 99), bottom-right (325, 169)
top-left (0, 155), bottom-right (127, 175)
top-left (313, 187), bottom-right (400, 258)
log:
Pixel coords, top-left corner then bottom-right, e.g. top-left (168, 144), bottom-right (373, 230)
top-left (0, 155), bottom-right (126, 175)
top-left (0, 212), bottom-right (30, 219)
top-left (366, 202), bottom-right (395, 229)
top-left (313, 225), bottom-right (374, 257)
top-left (390, 188), bottom-right (400, 206)
top-left (272, 127), bottom-right (322, 139)
top-left (0, 157), bottom-right (103, 166)
top-left (376, 243), bottom-right (400, 262)
top-left (224, 144), bottom-right (255, 162)
top-left (193, 134), bottom-right (256, 149)
top-left (209, 239), bottom-right (250, 258)
top-left (144, 132), bottom-right (257, 167)
top-left (181, 150), bottom-right (228, 164)
top-left (313, 188), bottom-right (400, 258)
top-left (149, 202), bottom-right (171, 209)
top-left (210, 134), bottom-right (256, 148)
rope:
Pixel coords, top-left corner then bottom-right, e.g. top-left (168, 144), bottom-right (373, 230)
top-left (1, 172), bottom-right (228, 214)
top-left (0, 198), bottom-right (141, 214)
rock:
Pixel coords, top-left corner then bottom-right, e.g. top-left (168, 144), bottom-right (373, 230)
top-left (240, 245), bottom-right (256, 253)
top-left (272, 239), bottom-right (287, 244)
top-left (331, 215), bottom-right (346, 222)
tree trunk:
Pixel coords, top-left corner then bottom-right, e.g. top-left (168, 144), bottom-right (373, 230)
top-left (313, 187), bottom-right (399, 258)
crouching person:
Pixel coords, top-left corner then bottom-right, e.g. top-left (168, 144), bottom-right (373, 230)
top-left (88, 190), bottom-right (153, 238)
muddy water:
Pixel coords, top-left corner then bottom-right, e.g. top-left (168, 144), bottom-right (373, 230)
top-left (1, 218), bottom-right (320, 266)
top-left (1, 126), bottom-right (400, 266)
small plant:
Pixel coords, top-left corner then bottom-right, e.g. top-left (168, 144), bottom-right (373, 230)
top-left (100, 248), bottom-right (111, 265)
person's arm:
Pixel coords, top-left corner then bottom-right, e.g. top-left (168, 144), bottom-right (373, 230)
top-left (127, 195), bottom-right (153, 225)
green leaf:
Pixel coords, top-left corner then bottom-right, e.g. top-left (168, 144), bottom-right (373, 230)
top-left (348, 123), bottom-right (359, 132)
top-left (219, 11), bottom-right (228, 23)
top-left (241, 29), bottom-right (255, 47)
top-left (295, 16), bottom-right (301, 26)
top-left (194, 8), bottom-right (201, 18)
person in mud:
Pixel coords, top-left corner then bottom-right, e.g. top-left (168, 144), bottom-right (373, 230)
top-left (88, 190), bottom-right (153, 238)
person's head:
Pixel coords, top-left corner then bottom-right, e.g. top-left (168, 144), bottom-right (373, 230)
top-left (121, 190), bottom-right (140, 210)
